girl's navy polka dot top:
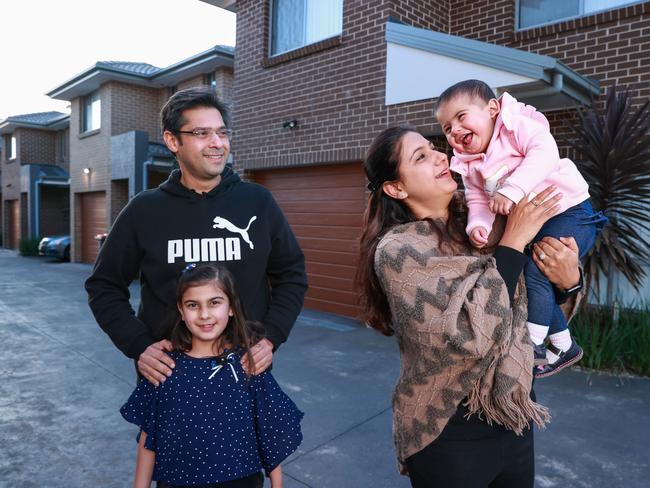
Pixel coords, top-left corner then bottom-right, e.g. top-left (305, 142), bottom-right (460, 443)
top-left (120, 350), bottom-right (303, 485)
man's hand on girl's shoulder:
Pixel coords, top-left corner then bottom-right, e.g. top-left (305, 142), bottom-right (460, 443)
top-left (138, 339), bottom-right (175, 386)
top-left (241, 338), bottom-right (274, 375)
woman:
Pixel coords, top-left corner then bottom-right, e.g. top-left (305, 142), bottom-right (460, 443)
top-left (357, 126), bottom-right (583, 488)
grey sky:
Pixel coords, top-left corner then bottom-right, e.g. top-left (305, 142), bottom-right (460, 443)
top-left (0, 0), bottom-right (235, 120)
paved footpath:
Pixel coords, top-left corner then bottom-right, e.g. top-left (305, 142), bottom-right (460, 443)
top-left (0, 249), bottom-right (648, 487)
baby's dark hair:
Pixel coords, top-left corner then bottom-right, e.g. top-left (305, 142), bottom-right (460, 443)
top-left (171, 263), bottom-right (264, 370)
top-left (436, 79), bottom-right (496, 111)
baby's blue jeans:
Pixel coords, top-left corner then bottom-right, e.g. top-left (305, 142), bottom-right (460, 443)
top-left (525, 199), bottom-right (605, 334)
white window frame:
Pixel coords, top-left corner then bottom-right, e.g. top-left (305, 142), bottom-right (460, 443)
top-left (8, 135), bottom-right (16, 160)
top-left (269, 0), bottom-right (343, 57)
top-left (516, 0), bottom-right (645, 30)
top-left (82, 90), bottom-right (101, 133)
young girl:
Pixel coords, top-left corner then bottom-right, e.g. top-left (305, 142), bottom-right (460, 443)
top-left (435, 79), bottom-right (605, 378)
top-left (120, 263), bottom-right (303, 488)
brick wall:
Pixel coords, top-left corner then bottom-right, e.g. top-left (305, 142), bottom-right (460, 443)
top-left (1, 135), bottom-right (11, 163)
top-left (109, 82), bottom-right (164, 144)
top-left (0, 156), bottom-right (20, 245)
top-left (389, 0), bottom-right (450, 32)
top-left (450, 0), bottom-right (513, 43)
top-left (69, 91), bottom-right (112, 196)
top-left (20, 128), bottom-right (57, 164)
top-left (1, 144), bottom-right (20, 202)
top-left (232, 0), bottom-right (460, 171)
top-left (215, 67), bottom-right (234, 108)
top-left (20, 192), bottom-right (28, 240)
top-left (234, 0), bottom-right (388, 169)
top-left (178, 75), bottom-right (206, 91)
top-left (110, 179), bottom-right (129, 223)
top-left (69, 85), bottom-right (112, 261)
top-left (2, 133), bottom-right (19, 246)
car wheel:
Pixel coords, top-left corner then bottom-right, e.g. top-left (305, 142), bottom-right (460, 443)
top-left (63, 246), bottom-right (70, 262)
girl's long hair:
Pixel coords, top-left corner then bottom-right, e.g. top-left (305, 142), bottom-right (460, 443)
top-left (171, 263), bottom-right (264, 372)
top-left (356, 126), bottom-right (468, 336)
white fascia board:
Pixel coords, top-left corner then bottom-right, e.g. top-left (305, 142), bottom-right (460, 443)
top-left (385, 42), bottom-right (535, 106)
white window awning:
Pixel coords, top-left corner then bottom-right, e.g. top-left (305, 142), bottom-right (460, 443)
top-left (385, 21), bottom-right (600, 113)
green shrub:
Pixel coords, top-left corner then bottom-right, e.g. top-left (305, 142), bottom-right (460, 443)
top-left (570, 305), bottom-right (650, 376)
top-left (18, 236), bottom-right (41, 256)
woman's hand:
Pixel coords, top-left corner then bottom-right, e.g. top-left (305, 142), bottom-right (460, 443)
top-left (532, 236), bottom-right (581, 290)
top-left (499, 186), bottom-right (562, 252)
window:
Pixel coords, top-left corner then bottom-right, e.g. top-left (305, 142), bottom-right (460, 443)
top-left (518, 0), bottom-right (643, 29)
top-left (8, 135), bottom-right (16, 160)
top-left (270, 0), bottom-right (343, 56)
top-left (204, 72), bottom-right (216, 88)
top-left (58, 130), bottom-right (69, 162)
top-left (82, 90), bottom-right (101, 132)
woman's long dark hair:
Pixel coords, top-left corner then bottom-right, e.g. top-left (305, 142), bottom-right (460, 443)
top-left (171, 263), bottom-right (264, 371)
top-left (356, 126), bottom-right (468, 336)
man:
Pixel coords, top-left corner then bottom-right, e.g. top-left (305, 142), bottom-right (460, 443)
top-left (86, 87), bottom-right (307, 385)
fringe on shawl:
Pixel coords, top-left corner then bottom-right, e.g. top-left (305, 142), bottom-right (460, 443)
top-left (465, 377), bottom-right (551, 434)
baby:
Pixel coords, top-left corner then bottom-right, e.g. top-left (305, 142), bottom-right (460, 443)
top-left (435, 79), bottom-right (603, 377)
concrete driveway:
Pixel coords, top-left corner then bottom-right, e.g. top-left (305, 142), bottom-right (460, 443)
top-left (0, 249), bottom-right (648, 487)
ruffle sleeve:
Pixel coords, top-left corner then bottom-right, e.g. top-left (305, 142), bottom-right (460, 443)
top-left (250, 371), bottom-right (304, 474)
top-left (120, 379), bottom-right (159, 451)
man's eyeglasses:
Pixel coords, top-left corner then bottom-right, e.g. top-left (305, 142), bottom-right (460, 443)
top-left (176, 128), bottom-right (232, 140)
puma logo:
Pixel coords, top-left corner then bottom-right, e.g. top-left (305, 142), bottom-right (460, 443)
top-left (213, 216), bottom-right (257, 249)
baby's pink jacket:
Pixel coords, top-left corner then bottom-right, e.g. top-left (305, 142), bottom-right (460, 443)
top-left (450, 92), bottom-right (590, 236)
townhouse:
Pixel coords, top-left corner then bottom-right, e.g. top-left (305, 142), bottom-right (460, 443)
top-left (200, 0), bottom-right (650, 317)
top-left (46, 45), bottom-right (234, 263)
top-left (0, 112), bottom-right (70, 249)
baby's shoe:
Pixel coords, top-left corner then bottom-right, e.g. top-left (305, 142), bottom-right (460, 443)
top-left (533, 343), bottom-right (548, 366)
top-left (534, 340), bottom-right (583, 379)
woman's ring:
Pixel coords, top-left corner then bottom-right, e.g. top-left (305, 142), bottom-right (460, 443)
top-left (531, 199), bottom-right (540, 207)
top-left (538, 252), bottom-right (546, 261)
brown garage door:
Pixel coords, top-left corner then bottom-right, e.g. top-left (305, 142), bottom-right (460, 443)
top-left (255, 164), bottom-right (366, 318)
top-left (8, 200), bottom-right (20, 249)
top-left (80, 191), bottom-right (106, 263)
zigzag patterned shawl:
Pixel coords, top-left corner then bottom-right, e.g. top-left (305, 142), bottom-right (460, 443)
top-left (375, 220), bottom-right (551, 471)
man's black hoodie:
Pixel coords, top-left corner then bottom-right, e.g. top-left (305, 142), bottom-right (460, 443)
top-left (85, 167), bottom-right (307, 359)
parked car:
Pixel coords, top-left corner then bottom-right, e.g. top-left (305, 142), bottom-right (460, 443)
top-left (38, 235), bottom-right (71, 261)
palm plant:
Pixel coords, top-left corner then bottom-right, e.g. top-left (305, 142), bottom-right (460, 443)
top-left (566, 85), bottom-right (650, 304)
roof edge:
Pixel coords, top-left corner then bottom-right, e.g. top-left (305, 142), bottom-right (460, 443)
top-left (47, 45), bottom-right (234, 100)
top-left (46, 64), bottom-right (155, 99)
top-left (385, 20), bottom-right (600, 105)
top-left (386, 21), bottom-right (553, 80)
top-left (152, 45), bottom-right (234, 80)
top-left (198, 0), bottom-right (236, 12)
top-left (0, 113), bottom-right (70, 133)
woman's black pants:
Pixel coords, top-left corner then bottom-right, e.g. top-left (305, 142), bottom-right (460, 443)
top-left (405, 407), bottom-right (534, 488)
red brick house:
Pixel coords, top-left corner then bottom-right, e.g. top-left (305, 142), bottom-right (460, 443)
top-left (0, 112), bottom-right (70, 249)
top-left (47, 46), bottom-right (234, 263)
top-left (200, 0), bottom-right (650, 317)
